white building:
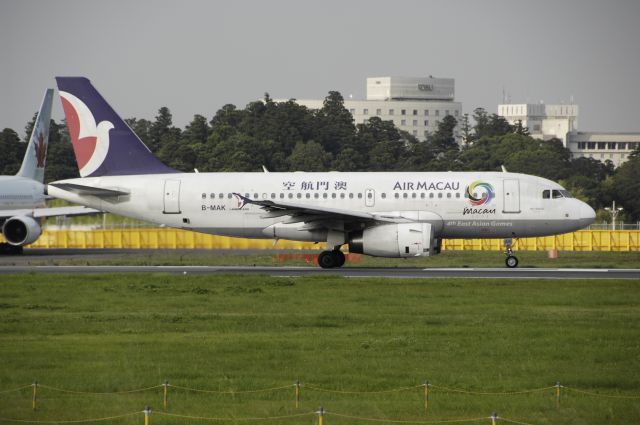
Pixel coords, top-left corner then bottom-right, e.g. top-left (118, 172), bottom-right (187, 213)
top-left (498, 102), bottom-right (639, 166)
top-left (567, 132), bottom-right (640, 167)
top-left (290, 76), bottom-right (462, 141)
top-left (497, 103), bottom-right (578, 146)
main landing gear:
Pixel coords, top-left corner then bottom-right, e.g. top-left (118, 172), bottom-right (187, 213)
top-left (0, 243), bottom-right (23, 255)
top-left (318, 250), bottom-right (346, 269)
top-left (504, 238), bottom-right (519, 268)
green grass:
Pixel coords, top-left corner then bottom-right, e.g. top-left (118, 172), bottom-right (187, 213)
top-left (0, 274), bottom-right (639, 424)
top-left (16, 249), bottom-right (640, 269)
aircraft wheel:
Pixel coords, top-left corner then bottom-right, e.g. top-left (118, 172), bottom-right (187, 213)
top-left (505, 255), bottom-right (519, 268)
top-left (333, 250), bottom-right (346, 267)
top-left (318, 251), bottom-right (336, 269)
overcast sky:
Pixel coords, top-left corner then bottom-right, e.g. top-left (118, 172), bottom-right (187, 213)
top-left (1, 0), bottom-right (639, 137)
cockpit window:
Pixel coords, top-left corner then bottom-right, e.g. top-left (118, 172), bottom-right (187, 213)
top-left (542, 190), bottom-right (550, 199)
top-left (552, 190), bottom-right (563, 199)
top-left (559, 190), bottom-right (573, 198)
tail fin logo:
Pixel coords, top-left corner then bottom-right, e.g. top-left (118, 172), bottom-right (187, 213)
top-left (34, 132), bottom-right (46, 168)
top-left (59, 91), bottom-right (113, 177)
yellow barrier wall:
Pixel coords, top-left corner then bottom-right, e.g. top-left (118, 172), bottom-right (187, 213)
top-left (19, 229), bottom-right (640, 251)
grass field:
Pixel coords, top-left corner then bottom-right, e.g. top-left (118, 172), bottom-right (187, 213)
top-left (0, 274), bottom-right (639, 424)
top-left (13, 249), bottom-right (640, 269)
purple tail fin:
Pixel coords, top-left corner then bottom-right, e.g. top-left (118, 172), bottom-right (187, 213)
top-left (55, 77), bottom-right (177, 177)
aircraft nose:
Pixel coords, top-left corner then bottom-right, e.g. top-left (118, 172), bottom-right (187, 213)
top-left (578, 201), bottom-right (596, 228)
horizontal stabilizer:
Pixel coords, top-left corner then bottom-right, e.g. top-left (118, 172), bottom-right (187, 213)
top-left (49, 182), bottom-right (129, 197)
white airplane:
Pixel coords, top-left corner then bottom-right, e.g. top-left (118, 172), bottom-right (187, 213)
top-left (0, 89), bottom-right (99, 254)
top-left (48, 77), bottom-right (596, 268)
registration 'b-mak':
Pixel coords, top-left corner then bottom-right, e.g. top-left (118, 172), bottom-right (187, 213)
top-left (48, 77), bottom-right (596, 268)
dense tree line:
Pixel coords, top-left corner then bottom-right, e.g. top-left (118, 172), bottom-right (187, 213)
top-left (2, 92), bottom-right (639, 221)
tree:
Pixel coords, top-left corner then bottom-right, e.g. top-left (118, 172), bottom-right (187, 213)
top-left (313, 91), bottom-right (355, 155)
top-left (149, 107), bottom-right (178, 152)
top-left (459, 113), bottom-right (473, 145)
top-left (0, 128), bottom-right (23, 175)
top-left (611, 157), bottom-right (640, 221)
top-left (45, 120), bottom-right (78, 182)
top-left (429, 115), bottom-right (458, 156)
top-left (288, 140), bottom-right (331, 171)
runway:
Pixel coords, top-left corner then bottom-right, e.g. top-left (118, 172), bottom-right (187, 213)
top-left (1, 265), bottom-right (638, 279)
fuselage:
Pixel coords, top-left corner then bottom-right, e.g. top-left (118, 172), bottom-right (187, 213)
top-left (0, 176), bottom-right (46, 211)
top-left (48, 171), bottom-right (596, 241)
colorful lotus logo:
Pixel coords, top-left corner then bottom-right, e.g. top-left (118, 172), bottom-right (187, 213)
top-left (466, 181), bottom-right (494, 206)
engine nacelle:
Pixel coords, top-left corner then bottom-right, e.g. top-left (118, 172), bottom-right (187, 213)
top-left (2, 216), bottom-right (42, 246)
top-left (349, 223), bottom-right (437, 258)
top-left (262, 222), bottom-right (328, 242)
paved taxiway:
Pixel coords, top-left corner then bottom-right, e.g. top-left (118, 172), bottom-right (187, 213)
top-left (0, 265), bottom-right (638, 279)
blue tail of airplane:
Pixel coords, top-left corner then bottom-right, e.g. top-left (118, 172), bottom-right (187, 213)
top-left (17, 89), bottom-right (53, 183)
top-left (55, 77), bottom-right (177, 177)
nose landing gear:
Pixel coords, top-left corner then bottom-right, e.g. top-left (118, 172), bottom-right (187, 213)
top-left (504, 238), bottom-right (519, 268)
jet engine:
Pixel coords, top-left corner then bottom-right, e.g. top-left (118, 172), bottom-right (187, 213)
top-left (349, 223), bottom-right (438, 257)
top-left (2, 216), bottom-right (42, 246)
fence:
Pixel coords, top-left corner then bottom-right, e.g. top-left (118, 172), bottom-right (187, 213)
top-left (18, 229), bottom-right (640, 251)
top-left (1, 379), bottom-right (639, 424)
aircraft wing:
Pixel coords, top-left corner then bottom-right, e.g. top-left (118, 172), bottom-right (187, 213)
top-left (234, 193), bottom-right (400, 225)
top-left (0, 206), bottom-right (101, 219)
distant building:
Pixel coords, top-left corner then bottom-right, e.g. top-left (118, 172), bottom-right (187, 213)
top-left (497, 103), bottom-right (578, 146)
top-left (498, 102), bottom-right (639, 167)
top-left (567, 132), bottom-right (640, 167)
top-left (289, 76), bottom-right (462, 142)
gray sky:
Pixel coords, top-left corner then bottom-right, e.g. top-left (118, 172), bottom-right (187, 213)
top-left (1, 0), bottom-right (639, 137)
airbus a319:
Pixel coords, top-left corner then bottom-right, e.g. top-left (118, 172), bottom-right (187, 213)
top-left (47, 77), bottom-right (596, 268)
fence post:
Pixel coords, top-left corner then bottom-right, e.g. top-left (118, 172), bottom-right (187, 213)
top-left (295, 380), bottom-right (300, 408)
top-left (31, 381), bottom-right (38, 411)
top-left (490, 411), bottom-right (498, 425)
top-left (317, 406), bottom-right (324, 425)
top-left (163, 381), bottom-right (169, 410)
top-left (555, 382), bottom-right (561, 409)
top-left (143, 406), bottom-right (151, 425)
top-left (423, 381), bottom-right (429, 413)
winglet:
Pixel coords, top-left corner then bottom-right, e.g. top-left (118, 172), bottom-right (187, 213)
top-left (17, 89), bottom-right (54, 182)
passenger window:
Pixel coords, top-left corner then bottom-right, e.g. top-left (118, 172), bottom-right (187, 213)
top-left (228, 193), bottom-right (232, 199)
top-left (403, 193), bottom-right (408, 199)
top-left (349, 193), bottom-right (354, 199)
top-left (220, 193), bottom-right (225, 199)
top-left (429, 193), bottom-right (434, 199)
top-left (253, 193), bottom-right (258, 199)
top-left (381, 193), bottom-right (386, 199)
top-left (323, 193), bottom-right (328, 199)
top-left (357, 193), bottom-right (363, 199)
top-left (297, 193), bottom-right (302, 199)
top-left (542, 190), bottom-right (550, 199)
top-left (340, 193), bottom-right (345, 199)
top-left (421, 193), bottom-right (425, 199)
top-left (438, 193), bottom-right (442, 198)
top-left (367, 192), bottom-right (372, 198)
top-left (552, 190), bottom-right (563, 199)
top-left (456, 193), bottom-right (460, 198)
top-left (280, 193), bottom-right (284, 199)
top-left (271, 193), bottom-right (276, 199)
top-left (331, 193), bottom-right (336, 199)
top-left (412, 193), bottom-right (417, 199)
top-left (395, 193), bottom-right (400, 199)
top-left (288, 193), bottom-right (293, 199)
top-left (314, 193), bottom-right (319, 199)
top-left (447, 193), bottom-right (451, 198)
top-left (306, 193), bottom-right (311, 199)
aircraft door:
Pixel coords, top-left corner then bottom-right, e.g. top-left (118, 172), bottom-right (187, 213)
top-left (502, 179), bottom-right (520, 213)
top-left (163, 179), bottom-right (181, 214)
top-left (365, 188), bottom-right (375, 207)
